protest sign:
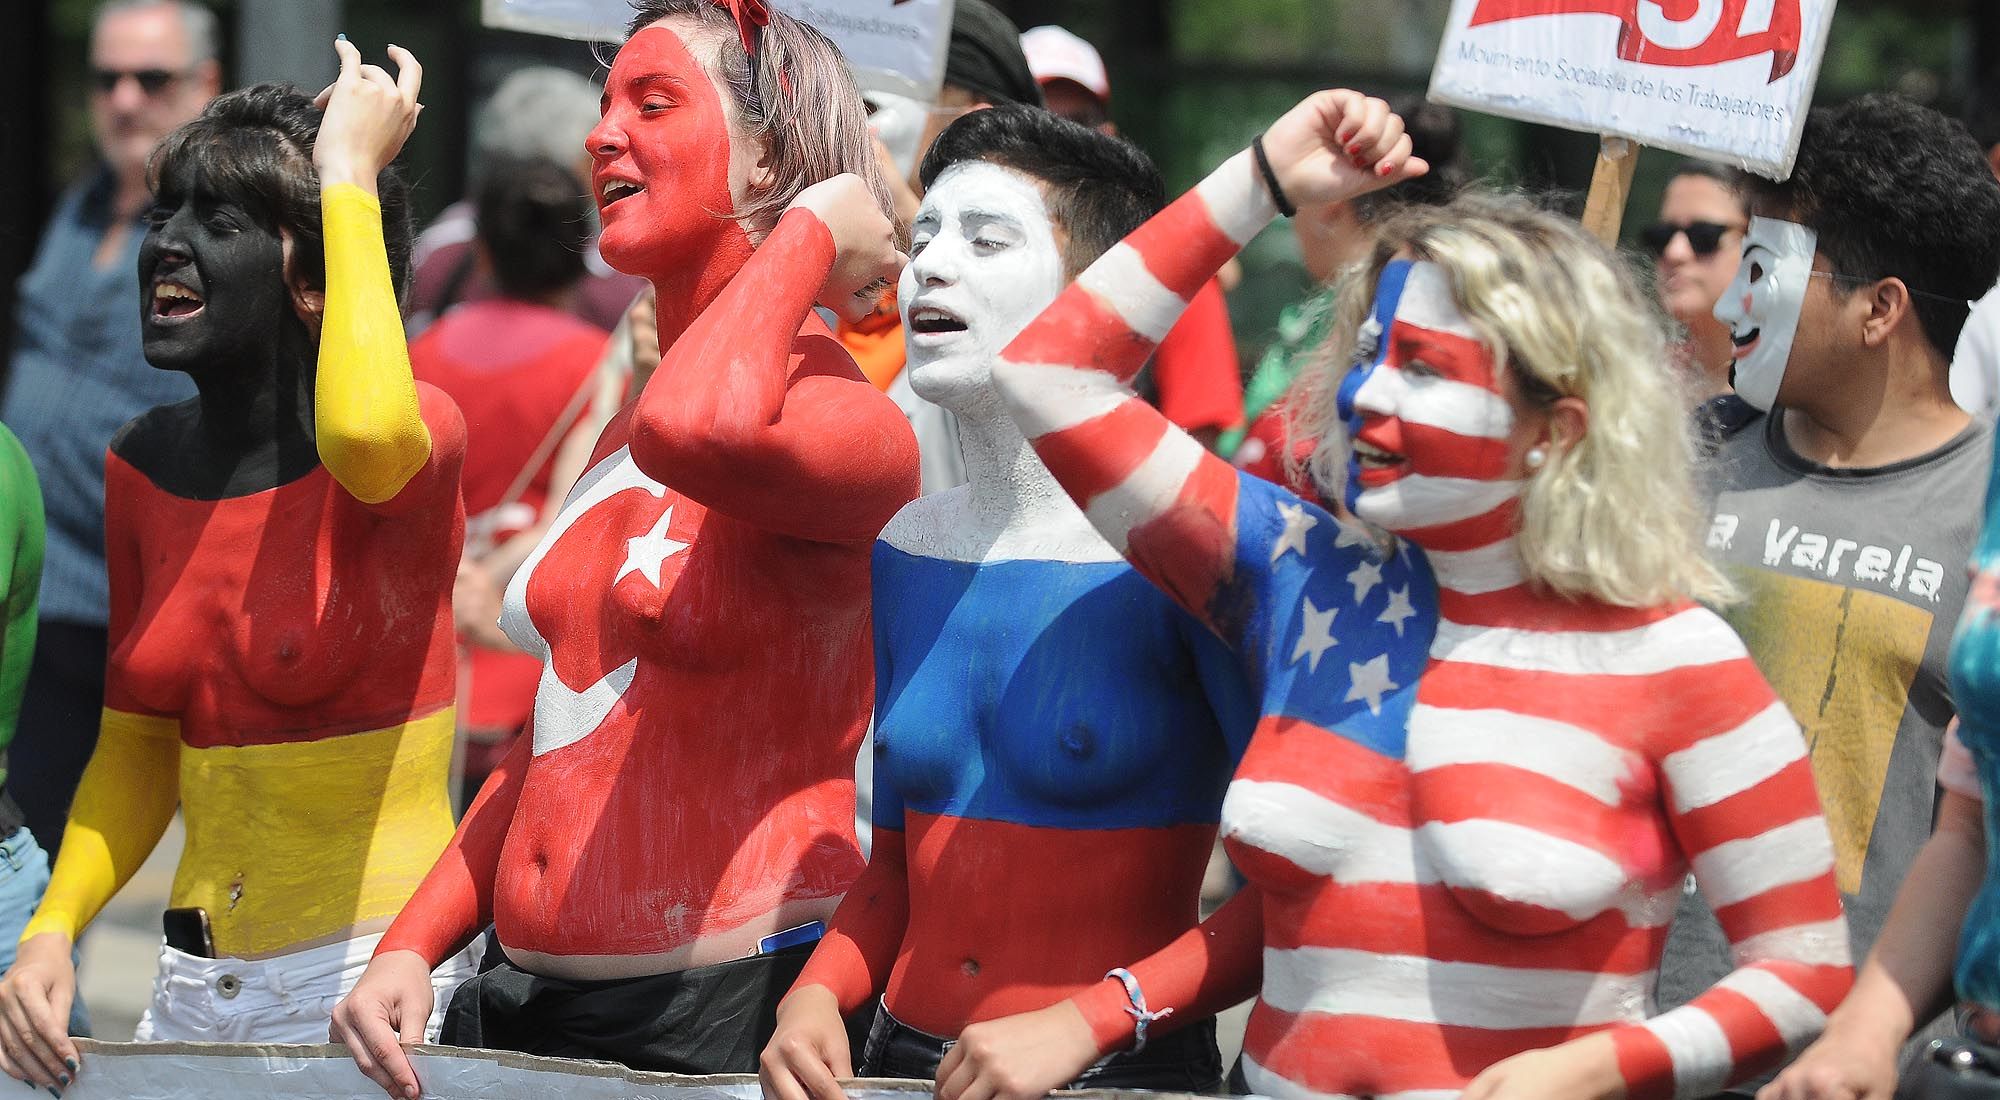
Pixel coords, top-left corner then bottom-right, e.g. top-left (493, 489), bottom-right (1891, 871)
top-left (1429, 0), bottom-right (1836, 179)
top-left (59, 1040), bottom-right (1222, 1100)
top-left (481, 0), bottom-right (956, 101)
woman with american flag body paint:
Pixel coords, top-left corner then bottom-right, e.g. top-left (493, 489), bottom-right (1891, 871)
top-left (960, 91), bottom-right (1852, 1100)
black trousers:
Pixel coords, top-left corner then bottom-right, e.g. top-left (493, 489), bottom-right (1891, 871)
top-left (5, 621), bottom-right (106, 859)
top-left (440, 945), bottom-right (815, 1074)
top-left (860, 1000), bottom-right (1224, 1093)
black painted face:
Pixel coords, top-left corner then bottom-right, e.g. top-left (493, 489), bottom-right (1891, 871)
top-left (138, 163), bottom-right (292, 375)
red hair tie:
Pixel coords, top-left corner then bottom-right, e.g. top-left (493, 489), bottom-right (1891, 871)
top-left (715, 0), bottom-right (770, 58)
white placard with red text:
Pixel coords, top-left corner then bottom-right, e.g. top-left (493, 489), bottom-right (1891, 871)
top-left (480, 0), bottom-right (955, 101)
top-left (1428, 0), bottom-right (1836, 178)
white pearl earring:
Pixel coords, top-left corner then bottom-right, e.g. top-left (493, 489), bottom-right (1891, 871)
top-left (1525, 446), bottom-right (1548, 471)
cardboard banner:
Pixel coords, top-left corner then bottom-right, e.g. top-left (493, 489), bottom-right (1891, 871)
top-left (481, 0), bottom-right (956, 101)
top-left (1427, 0), bottom-right (1837, 177)
top-left (59, 1041), bottom-right (1217, 1100)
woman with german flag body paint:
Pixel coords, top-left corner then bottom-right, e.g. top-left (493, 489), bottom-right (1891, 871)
top-left (962, 93), bottom-right (1852, 1100)
top-left (0, 39), bottom-right (475, 1081)
top-left (332, 2), bottom-right (915, 1094)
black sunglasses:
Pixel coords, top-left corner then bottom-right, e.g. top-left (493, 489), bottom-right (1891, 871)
top-left (1639, 220), bottom-right (1741, 258)
top-left (91, 67), bottom-right (184, 96)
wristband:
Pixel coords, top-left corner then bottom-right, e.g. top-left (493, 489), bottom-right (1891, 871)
top-left (1251, 134), bottom-right (1296, 218)
top-left (1105, 967), bottom-right (1173, 1054)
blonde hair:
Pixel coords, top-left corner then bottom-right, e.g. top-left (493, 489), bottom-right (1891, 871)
top-left (623, 1), bottom-right (898, 240)
top-left (1293, 191), bottom-right (1732, 608)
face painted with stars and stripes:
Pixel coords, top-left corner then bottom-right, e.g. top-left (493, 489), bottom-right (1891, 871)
top-left (1336, 260), bottom-right (1519, 544)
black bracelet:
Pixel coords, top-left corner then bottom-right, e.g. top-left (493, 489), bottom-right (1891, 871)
top-left (1251, 133), bottom-right (1296, 218)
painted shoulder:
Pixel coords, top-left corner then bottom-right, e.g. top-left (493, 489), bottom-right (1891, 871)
top-left (107, 398), bottom-right (202, 477)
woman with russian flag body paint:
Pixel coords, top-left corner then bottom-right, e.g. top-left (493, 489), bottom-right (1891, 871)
top-left (332, 2), bottom-right (917, 1096)
top-left (757, 105), bottom-right (1258, 1100)
top-left (965, 90), bottom-right (1852, 1100)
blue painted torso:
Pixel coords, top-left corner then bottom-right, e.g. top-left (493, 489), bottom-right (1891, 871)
top-left (870, 544), bottom-right (1253, 832)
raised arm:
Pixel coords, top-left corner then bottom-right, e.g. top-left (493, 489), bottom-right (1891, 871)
top-left (629, 177), bottom-right (917, 543)
top-left (311, 41), bottom-right (439, 507)
top-left (990, 91), bottom-right (1422, 641)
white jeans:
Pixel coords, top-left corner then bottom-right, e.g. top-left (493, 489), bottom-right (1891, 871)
top-left (132, 931), bottom-right (481, 1043)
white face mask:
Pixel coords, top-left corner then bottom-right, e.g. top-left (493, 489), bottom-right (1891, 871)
top-left (1715, 216), bottom-right (1818, 412)
top-left (864, 91), bottom-right (926, 182)
top-left (899, 162), bottom-right (1067, 414)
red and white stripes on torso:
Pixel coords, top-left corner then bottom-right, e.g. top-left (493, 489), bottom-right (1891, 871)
top-left (991, 150), bottom-right (1850, 1100)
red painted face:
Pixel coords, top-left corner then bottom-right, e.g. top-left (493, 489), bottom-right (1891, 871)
top-left (587, 23), bottom-right (745, 281)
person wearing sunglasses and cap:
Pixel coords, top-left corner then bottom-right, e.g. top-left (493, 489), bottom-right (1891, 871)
top-left (1642, 161), bottom-right (1753, 439)
top-left (0, 0), bottom-right (217, 1034)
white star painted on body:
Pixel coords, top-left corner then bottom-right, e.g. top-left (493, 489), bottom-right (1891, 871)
top-left (1347, 558), bottom-right (1382, 604)
top-left (1271, 501), bottom-right (1318, 563)
top-left (1378, 586), bottom-right (1416, 636)
top-left (616, 505), bottom-right (689, 587)
top-left (1289, 596), bottom-right (1339, 673)
top-left (1345, 653), bottom-right (1397, 716)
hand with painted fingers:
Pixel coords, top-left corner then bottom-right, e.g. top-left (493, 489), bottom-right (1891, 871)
top-left (329, 949), bottom-right (434, 1100)
top-left (933, 1000), bottom-right (1102, 1100)
top-left (0, 933), bottom-right (80, 1094)
top-left (1259, 89), bottom-right (1429, 210)
top-left (760, 985), bottom-right (854, 1100)
top-left (1756, 1027), bottom-right (1901, 1100)
top-left (787, 173), bottom-right (908, 325)
top-left (311, 38), bottom-right (423, 191)
top-left (1457, 1033), bottom-right (1624, 1100)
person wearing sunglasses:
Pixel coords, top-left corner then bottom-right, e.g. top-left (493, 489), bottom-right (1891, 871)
top-left (0, 0), bottom-right (218, 1038)
top-left (1643, 162), bottom-right (1749, 420)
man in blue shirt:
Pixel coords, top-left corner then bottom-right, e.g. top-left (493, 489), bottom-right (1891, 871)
top-left (2, 0), bottom-right (217, 858)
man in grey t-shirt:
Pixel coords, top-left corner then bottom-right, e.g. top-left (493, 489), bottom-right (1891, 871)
top-left (1657, 95), bottom-right (2000, 1093)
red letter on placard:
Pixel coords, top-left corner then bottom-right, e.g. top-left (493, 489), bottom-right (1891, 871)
top-left (1468, 0), bottom-right (1802, 82)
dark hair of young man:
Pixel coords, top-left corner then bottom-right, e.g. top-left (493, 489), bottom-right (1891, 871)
top-left (149, 83), bottom-right (416, 299)
top-left (476, 156), bottom-right (592, 302)
top-left (1747, 93), bottom-right (2000, 356)
top-left (918, 104), bottom-right (1165, 278)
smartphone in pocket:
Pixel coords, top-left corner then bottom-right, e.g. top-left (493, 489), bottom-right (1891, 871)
top-left (162, 907), bottom-right (215, 958)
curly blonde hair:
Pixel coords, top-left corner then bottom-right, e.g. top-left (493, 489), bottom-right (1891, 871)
top-left (1292, 191), bottom-right (1732, 608)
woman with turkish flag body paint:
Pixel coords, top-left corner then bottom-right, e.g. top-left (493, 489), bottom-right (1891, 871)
top-left (332, 1), bottom-right (916, 1094)
top-left (969, 92), bottom-right (1852, 1100)
top-left (0, 38), bottom-right (479, 1085)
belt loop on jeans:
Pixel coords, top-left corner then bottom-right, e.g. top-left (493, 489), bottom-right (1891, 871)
top-left (0, 831), bottom-right (24, 873)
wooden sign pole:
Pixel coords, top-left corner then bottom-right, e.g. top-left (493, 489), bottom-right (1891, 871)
top-left (1580, 135), bottom-right (1640, 247)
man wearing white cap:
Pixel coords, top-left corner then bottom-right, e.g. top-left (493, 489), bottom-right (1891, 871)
top-left (1020, 24), bottom-right (1245, 450)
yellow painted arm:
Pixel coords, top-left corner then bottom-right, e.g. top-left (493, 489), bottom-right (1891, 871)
top-left (315, 183), bottom-right (431, 505)
top-left (21, 709), bottom-right (180, 944)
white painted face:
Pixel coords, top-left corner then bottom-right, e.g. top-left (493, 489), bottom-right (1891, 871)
top-left (900, 161), bottom-right (1067, 414)
top-left (1714, 215), bottom-right (1818, 412)
top-left (864, 90), bottom-right (926, 181)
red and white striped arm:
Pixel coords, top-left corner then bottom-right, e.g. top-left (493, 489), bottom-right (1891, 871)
top-left (1612, 649), bottom-right (1851, 1099)
top-left (992, 152), bottom-right (1279, 629)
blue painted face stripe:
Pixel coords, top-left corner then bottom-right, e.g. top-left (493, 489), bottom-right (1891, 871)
top-left (1337, 259), bottom-right (1415, 511)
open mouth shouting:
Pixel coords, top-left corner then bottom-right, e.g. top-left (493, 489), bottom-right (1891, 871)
top-left (906, 302), bottom-right (970, 343)
top-left (598, 176), bottom-right (644, 210)
top-left (1352, 436), bottom-right (1407, 487)
top-left (149, 277), bottom-right (206, 325)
